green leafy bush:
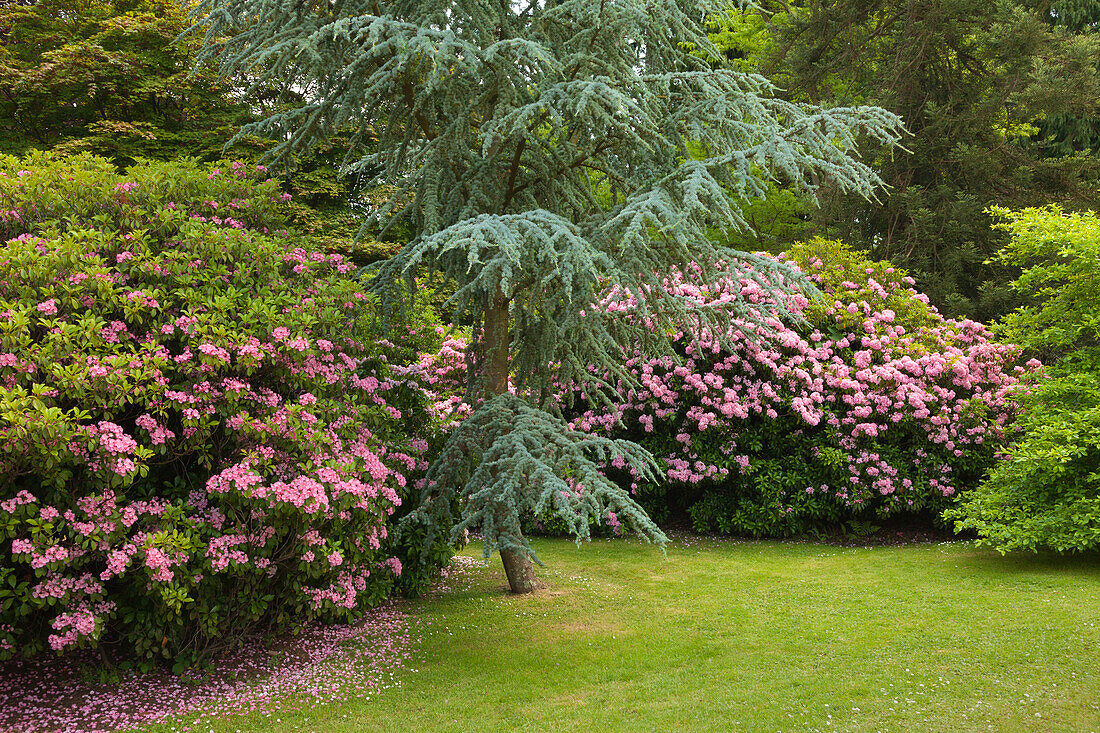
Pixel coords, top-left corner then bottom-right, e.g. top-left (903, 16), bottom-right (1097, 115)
top-left (949, 207), bottom-right (1100, 552)
top-left (0, 153), bottom-right (445, 667)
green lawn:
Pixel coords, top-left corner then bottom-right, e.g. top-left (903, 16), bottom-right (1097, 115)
top-left (151, 536), bottom-right (1100, 732)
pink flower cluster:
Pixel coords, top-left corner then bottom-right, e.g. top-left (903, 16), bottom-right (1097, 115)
top-left (0, 157), bottom-right (429, 664)
top-left (565, 251), bottom-right (1033, 530)
top-left (409, 246), bottom-right (1034, 534)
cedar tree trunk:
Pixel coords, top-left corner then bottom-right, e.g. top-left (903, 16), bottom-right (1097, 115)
top-left (484, 287), bottom-right (538, 594)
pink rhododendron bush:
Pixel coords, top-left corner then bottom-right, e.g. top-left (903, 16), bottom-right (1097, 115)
top-left (0, 153), bottom-right (443, 668)
top-left (412, 240), bottom-right (1035, 538)
top-left (567, 240), bottom-right (1036, 536)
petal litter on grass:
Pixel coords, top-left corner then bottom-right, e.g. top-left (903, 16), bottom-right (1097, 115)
top-left (0, 603), bottom-right (416, 733)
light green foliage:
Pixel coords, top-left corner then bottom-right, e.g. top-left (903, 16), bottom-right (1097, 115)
top-left (785, 238), bottom-right (940, 337)
top-left (992, 206), bottom-right (1100, 366)
top-left (950, 207), bottom-right (1100, 552)
top-left (0, 151), bottom-right (282, 241)
top-left (194, 0), bottom-right (903, 564)
top-left (704, 6), bottom-right (780, 73)
top-left (950, 373), bottom-right (1100, 553)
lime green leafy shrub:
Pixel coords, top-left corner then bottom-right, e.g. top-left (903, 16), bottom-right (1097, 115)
top-left (950, 207), bottom-right (1100, 552)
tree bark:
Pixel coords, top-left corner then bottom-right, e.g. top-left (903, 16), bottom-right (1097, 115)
top-left (483, 287), bottom-right (538, 593)
top-left (482, 288), bottom-right (511, 397)
top-left (500, 547), bottom-right (539, 594)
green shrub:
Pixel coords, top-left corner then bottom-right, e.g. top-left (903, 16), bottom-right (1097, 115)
top-left (949, 207), bottom-right (1100, 552)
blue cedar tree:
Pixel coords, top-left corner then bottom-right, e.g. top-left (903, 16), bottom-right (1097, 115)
top-left (193, 0), bottom-right (903, 592)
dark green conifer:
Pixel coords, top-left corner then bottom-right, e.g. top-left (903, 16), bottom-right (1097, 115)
top-left (763, 0), bottom-right (1100, 319)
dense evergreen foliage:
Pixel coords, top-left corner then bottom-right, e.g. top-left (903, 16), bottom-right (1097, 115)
top-left (712, 0), bottom-right (1100, 320)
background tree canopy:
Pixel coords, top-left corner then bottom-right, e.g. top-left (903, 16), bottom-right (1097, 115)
top-left (710, 0), bottom-right (1100, 321)
top-left (0, 0), bottom-right (252, 162)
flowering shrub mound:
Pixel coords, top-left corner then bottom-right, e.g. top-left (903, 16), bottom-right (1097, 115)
top-left (405, 241), bottom-right (1033, 538)
top-left (0, 153), bottom-right (442, 667)
top-left (560, 240), bottom-right (1035, 536)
